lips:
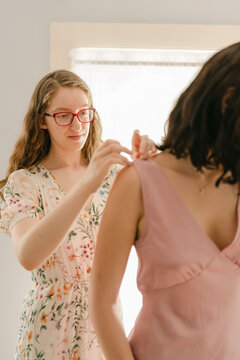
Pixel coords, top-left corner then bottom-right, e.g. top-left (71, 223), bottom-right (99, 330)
top-left (68, 134), bottom-right (85, 140)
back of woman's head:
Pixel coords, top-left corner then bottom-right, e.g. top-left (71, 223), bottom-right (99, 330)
top-left (0, 69), bottom-right (102, 189)
top-left (160, 42), bottom-right (240, 184)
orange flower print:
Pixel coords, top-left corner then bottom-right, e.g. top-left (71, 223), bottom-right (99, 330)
top-left (45, 256), bottom-right (55, 269)
top-left (76, 270), bottom-right (81, 280)
top-left (57, 287), bottom-right (62, 299)
top-left (72, 350), bottom-right (81, 360)
top-left (40, 312), bottom-right (49, 323)
top-left (87, 266), bottom-right (91, 274)
top-left (47, 284), bottom-right (55, 297)
top-left (19, 344), bottom-right (22, 351)
top-left (27, 331), bottom-right (32, 341)
top-left (84, 213), bottom-right (88, 218)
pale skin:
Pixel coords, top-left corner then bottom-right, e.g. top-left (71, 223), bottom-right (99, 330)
top-left (11, 86), bottom-right (157, 271)
top-left (90, 151), bottom-right (239, 360)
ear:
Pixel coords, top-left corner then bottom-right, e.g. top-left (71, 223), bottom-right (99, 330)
top-left (40, 118), bottom-right (48, 129)
top-left (221, 87), bottom-right (235, 114)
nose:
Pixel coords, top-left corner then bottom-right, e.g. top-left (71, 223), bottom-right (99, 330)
top-left (70, 115), bottom-right (82, 131)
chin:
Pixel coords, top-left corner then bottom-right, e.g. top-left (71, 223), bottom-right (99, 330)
top-left (73, 140), bottom-right (87, 151)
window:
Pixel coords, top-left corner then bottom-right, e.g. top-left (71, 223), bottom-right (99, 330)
top-left (70, 47), bottom-right (214, 147)
top-left (70, 47), bottom-right (214, 333)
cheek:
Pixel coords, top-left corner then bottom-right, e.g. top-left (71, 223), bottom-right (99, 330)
top-left (46, 123), bottom-right (64, 142)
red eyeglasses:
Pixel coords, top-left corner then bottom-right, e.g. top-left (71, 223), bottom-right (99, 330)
top-left (44, 108), bottom-right (95, 126)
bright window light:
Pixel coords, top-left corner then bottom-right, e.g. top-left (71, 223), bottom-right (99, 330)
top-left (70, 47), bottom-right (215, 335)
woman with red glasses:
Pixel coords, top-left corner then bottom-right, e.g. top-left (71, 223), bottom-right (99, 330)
top-left (90, 42), bottom-right (240, 360)
top-left (0, 69), bottom-right (156, 360)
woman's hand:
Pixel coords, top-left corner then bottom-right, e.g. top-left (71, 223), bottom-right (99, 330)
top-left (131, 129), bottom-right (157, 160)
top-left (82, 139), bottom-right (132, 194)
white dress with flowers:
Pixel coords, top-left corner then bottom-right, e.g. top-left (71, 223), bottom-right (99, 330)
top-left (0, 163), bottom-right (122, 360)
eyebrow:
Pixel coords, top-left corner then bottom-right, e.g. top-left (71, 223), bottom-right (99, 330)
top-left (52, 104), bottom-right (89, 112)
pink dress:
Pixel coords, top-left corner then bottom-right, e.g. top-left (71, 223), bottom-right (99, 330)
top-left (128, 158), bottom-right (240, 360)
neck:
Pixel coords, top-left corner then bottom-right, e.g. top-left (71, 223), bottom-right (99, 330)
top-left (42, 147), bottom-right (84, 170)
top-left (163, 151), bottom-right (224, 181)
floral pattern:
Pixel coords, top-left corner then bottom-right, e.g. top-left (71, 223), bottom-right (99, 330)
top-left (0, 164), bottom-right (121, 360)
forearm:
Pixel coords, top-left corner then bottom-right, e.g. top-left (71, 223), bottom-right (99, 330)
top-left (15, 179), bottom-right (92, 270)
top-left (91, 300), bottom-right (135, 360)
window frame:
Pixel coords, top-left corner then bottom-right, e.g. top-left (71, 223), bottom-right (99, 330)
top-left (50, 23), bottom-right (240, 70)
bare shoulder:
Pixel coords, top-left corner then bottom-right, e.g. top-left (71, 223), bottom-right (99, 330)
top-left (103, 163), bottom-right (143, 226)
top-left (113, 163), bottom-right (141, 190)
top-left (106, 164), bottom-right (142, 212)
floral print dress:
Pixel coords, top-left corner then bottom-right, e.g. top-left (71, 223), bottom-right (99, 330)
top-left (0, 163), bottom-right (121, 360)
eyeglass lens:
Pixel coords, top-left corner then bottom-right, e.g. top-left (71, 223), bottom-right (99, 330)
top-left (55, 109), bottom-right (94, 125)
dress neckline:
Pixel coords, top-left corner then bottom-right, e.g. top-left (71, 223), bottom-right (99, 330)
top-left (147, 158), bottom-right (240, 254)
top-left (37, 163), bottom-right (66, 195)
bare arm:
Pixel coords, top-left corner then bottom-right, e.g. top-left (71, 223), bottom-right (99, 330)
top-left (11, 140), bottom-right (131, 270)
top-left (90, 165), bottom-right (143, 360)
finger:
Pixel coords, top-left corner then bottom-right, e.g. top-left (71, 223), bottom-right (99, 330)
top-left (107, 152), bottom-right (132, 165)
top-left (141, 145), bottom-right (157, 159)
top-left (131, 129), bottom-right (141, 153)
top-left (139, 139), bottom-right (157, 160)
top-left (138, 135), bottom-right (149, 155)
top-left (102, 154), bottom-right (132, 169)
top-left (104, 139), bottom-right (121, 146)
top-left (94, 142), bottom-right (132, 159)
top-left (95, 139), bottom-right (121, 152)
top-left (151, 146), bottom-right (157, 153)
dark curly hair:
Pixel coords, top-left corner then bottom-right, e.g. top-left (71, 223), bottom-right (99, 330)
top-left (159, 42), bottom-right (240, 185)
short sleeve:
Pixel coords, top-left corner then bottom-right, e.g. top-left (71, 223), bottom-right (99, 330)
top-left (95, 164), bottom-right (123, 209)
top-left (0, 170), bottom-right (44, 236)
top-left (106, 164), bottom-right (123, 187)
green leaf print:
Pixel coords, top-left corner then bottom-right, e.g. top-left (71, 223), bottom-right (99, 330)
top-left (51, 301), bottom-right (56, 311)
top-left (25, 343), bottom-right (33, 357)
top-left (35, 333), bottom-right (40, 344)
top-left (37, 268), bottom-right (46, 281)
top-left (67, 230), bottom-right (77, 242)
top-left (39, 303), bottom-right (46, 313)
top-left (38, 193), bottom-right (44, 211)
top-left (40, 325), bottom-right (47, 331)
top-left (56, 303), bottom-right (64, 312)
top-left (29, 310), bottom-right (37, 324)
top-left (35, 347), bottom-right (46, 358)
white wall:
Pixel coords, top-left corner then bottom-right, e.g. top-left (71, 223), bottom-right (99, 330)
top-left (0, 0), bottom-right (239, 357)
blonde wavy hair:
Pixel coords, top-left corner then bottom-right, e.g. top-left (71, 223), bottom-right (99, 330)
top-left (0, 69), bottom-right (103, 190)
